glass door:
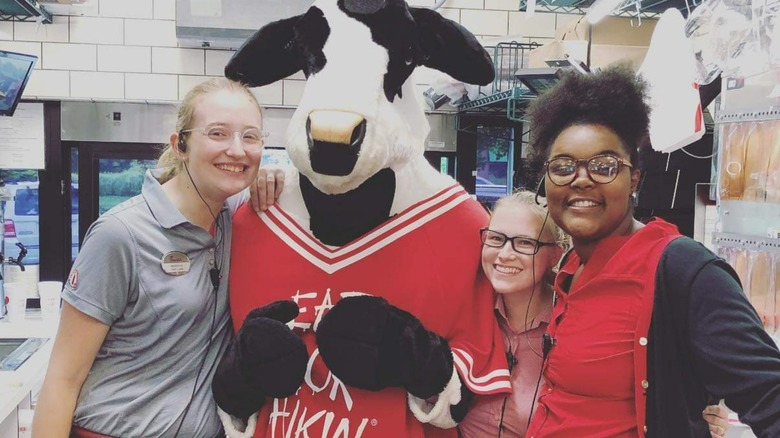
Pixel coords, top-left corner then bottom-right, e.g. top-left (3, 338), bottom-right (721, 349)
top-left (68, 143), bottom-right (159, 266)
top-left (475, 125), bottom-right (514, 207)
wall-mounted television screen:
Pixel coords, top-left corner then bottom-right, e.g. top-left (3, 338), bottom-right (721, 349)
top-left (0, 50), bottom-right (37, 117)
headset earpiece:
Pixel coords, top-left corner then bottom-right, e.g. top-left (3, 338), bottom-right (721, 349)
top-left (178, 133), bottom-right (187, 153)
top-left (534, 177), bottom-right (546, 207)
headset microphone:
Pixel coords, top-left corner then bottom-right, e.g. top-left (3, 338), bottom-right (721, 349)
top-left (210, 267), bottom-right (220, 290)
top-left (543, 333), bottom-right (556, 359)
top-left (505, 350), bottom-right (518, 372)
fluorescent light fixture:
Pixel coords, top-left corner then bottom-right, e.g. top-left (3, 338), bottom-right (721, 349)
top-left (514, 67), bottom-right (564, 95)
top-left (586, 0), bottom-right (625, 24)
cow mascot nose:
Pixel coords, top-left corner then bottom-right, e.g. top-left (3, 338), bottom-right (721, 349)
top-left (306, 110), bottom-right (367, 176)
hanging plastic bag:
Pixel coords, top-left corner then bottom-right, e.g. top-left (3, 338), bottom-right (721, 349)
top-left (719, 123), bottom-right (748, 200)
top-left (749, 249), bottom-right (774, 332)
top-left (766, 119), bottom-right (780, 203)
top-left (773, 252), bottom-right (780, 340)
top-left (685, 0), bottom-right (725, 84)
top-left (742, 122), bottom-right (770, 202)
top-left (422, 72), bottom-right (469, 111)
top-left (640, 8), bottom-right (705, 153)
top-left (685, 0), bottom-right (762, 79)
top-left (770, 13), bottom-right (780, 66)
top-left (734, 247), bottom-right (751, 299)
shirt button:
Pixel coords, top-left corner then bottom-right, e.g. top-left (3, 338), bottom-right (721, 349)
top-left (644, 425), bottom-right (648, 433)
top-left (209, 259), bottom-right (215, 266)
top-left (209, 248), bottom-right (215, 254)
top-left (641, 380), bottom-right (649, 389)
top-left (639, 337), bottom-right (648, 346)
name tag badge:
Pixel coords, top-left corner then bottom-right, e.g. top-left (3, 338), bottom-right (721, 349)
top-left (161, 251), bottom-right (191, 276)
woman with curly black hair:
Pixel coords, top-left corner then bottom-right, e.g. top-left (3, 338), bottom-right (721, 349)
top-left (524, 65), bottom-right (780, 437)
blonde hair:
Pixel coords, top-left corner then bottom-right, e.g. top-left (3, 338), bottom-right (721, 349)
top-left (157, 78), bottom-right (264, 184)
top-left (492, 190), bottom-right (569, 251)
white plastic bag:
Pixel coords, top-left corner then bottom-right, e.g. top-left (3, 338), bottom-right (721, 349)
top-left (640, 8), bottom-right (705, 153)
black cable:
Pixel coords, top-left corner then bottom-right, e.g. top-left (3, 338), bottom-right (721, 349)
top-left (172, 160), bottom-right (224, 438)
top-left (496, 395), bottom-right (509, 438)
top-left (522, 209), bottom-right (551, 432)
top-left (181, 158), bottom-right (225, 242)
top-left (523, 209), bottom-right (550, 359)
top-left (174, 276), bottom-right (219, 438)
top-left (497, 207), bottom-right (551, 436)
top-left (526, 356), bottom-right (545, 431)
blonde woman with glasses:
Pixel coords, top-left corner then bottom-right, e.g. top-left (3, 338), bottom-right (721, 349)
top-left (33, 78), bottom-right (281, 438)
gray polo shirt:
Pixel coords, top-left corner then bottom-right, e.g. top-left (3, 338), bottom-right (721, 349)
top-left (63, 170), bottom-right (239, 438)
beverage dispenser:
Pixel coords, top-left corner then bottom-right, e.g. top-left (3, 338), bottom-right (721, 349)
top-left (0, 179), bottom-right (14, 318)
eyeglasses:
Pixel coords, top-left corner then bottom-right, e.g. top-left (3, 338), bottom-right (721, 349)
top-left (544, 154), bottom-right (633, 186)
top-left (480, 228), bottom-right (556, 255)
top-left (181, 125), bottom-right (269, 152)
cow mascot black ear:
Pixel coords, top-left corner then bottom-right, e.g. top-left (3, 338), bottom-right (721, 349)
top-left (223, 14), bottom-right (304, 87)
top-left (410, 7), bottom-right (494, 86)
top-left (213, 1), bottom-right (512, 437)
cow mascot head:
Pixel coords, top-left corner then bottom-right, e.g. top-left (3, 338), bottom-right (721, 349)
top-left (213, 1), bottom-right (513, 437)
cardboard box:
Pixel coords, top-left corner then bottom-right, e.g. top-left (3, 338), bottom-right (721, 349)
top-left (529, 15), bottom-right (658, 70)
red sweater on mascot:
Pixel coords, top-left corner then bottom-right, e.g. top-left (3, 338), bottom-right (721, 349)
top-left (212, 1), bottom-right (512, 437)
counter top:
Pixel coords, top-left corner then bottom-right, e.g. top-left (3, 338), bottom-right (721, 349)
top-left (0, 311), bottom-right (58, 422)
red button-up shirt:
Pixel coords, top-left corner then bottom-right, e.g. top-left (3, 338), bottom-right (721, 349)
top-left (527, 220), bottom-right (680, 438)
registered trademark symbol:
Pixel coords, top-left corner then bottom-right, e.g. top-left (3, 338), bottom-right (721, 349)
top-left (371, 419), bottom-right (378, 426)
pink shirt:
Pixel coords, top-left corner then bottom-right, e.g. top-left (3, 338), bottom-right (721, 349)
top-left (459, 296), bottom-right (550, 438)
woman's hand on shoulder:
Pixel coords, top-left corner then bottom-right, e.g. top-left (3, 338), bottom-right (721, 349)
top-left (250, 167), bottom-right (285, 212)
top-left (703, 403), bottom-right (729, 438)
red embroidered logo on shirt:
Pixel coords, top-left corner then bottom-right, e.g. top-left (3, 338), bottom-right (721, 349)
top-left (68, 269), bottom-right (79, 289)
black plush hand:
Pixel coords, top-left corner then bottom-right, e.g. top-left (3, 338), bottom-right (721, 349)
top-left (315, 296), bottom-right (453, 399)
top-left (212, 300), bottom-right (308, 419)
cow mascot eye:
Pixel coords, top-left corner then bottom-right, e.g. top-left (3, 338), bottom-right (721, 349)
top-left (405, 45), bottom-right (415, 66)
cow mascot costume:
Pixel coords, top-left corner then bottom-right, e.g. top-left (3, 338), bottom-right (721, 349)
top-left (213, 0), bottom-right (512, 436)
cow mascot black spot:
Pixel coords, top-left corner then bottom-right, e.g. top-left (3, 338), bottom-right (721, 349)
top-left (213, 0), bottom-right (512, 436)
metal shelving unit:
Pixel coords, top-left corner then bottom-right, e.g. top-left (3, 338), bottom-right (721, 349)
top-left (0, 0), bottom-right (52, 23)
top-left (456, 42), bottom-right (539, 124)
top-left (715, 233), bottom-right (780, 253)
top-left (711, 68), bottom-right (780, 347)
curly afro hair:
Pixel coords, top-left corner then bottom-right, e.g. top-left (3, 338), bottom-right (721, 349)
top-left (526, 64), bottom-right (650, 169)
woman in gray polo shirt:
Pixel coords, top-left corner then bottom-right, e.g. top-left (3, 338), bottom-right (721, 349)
top-left (33, 78), bottom-right (269, 438)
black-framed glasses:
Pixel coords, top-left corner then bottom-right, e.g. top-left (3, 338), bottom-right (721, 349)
top-left (181, 125), bottom-right (269, 152)
top-left (480, 228), bottom-right (556, 255)
top-left (544, 154), bottom-right (633, 186)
